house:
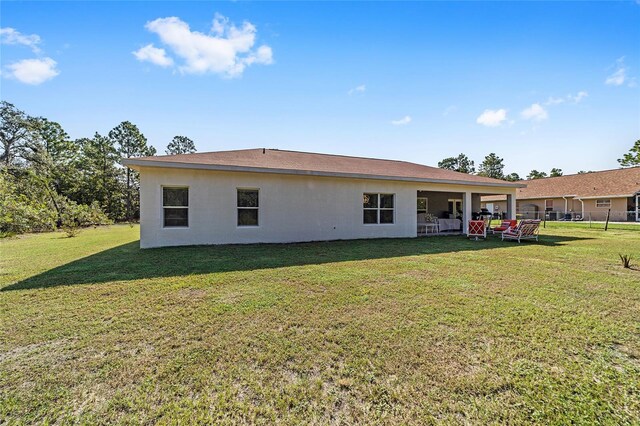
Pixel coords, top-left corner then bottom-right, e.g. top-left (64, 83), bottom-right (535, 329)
top-left (123, 149), bottom-right (522, 248)
top-left (482, 167), bottom-right (640, 222)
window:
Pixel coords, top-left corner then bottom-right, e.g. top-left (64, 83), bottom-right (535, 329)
top-left (363, 193), bottom-right (394, 224)
top-left (448, 199), bottom-right (462, 217)
top-left (417, 197), bottom-right (428, 215)
top-left (163, 187), bottom-right (188, 227)
top-left (596, 199), bottom-right (611, 208)
top-left (237, 189), bottom-right (259, 226)
top-left (545, 199), bottom-right (553, 210)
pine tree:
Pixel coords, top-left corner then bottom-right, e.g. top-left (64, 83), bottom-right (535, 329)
top-left (166, 136), bottom-right (196, 155)
top-left (109, 122), bottom-right (156, 221)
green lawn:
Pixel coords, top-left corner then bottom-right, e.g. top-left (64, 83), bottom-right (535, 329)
top-left (542, 220), bottom-right (640, 232)
top-left (1, 225), bottom-right (639, 424)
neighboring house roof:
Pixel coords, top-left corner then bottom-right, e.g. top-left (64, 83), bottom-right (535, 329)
top-left (482, 167), bottom-right (640, 201)
top-left (123, 148), bottom-right (523, 188)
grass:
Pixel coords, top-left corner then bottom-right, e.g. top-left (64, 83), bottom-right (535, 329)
top-left (1, 225), bottom-right (639, 424)
top-left (541, 220), bottom-right (640, 232)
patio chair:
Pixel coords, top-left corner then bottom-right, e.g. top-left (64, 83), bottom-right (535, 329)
top-left (491, 219), bottom-right (517, 235)
top-left (468, 220), bottom-right (486, 240)
top-left (501, 219), bottom-right (541, 243)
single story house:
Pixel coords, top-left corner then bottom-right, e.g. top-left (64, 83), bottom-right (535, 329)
top-left (123, 149), bottom-right (522, 248)
top-left (482, 167), bottom-right (640, 222)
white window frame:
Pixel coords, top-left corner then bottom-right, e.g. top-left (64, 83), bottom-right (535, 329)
top-left (448, 199), bottom-right (463, 215)
top-left (237, 188), bottom-right (260, 227)
top-left (363, 193), bottom-right (395, 225)
top-left (162, 185), bottom-right (189, 228)
top-left (417, 197), bottom-right (428, 215)
top-left (595, 199), bottom-right (611, 208)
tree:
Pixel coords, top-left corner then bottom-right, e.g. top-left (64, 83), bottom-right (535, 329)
top-left (108, 121), bottom-right (156, 221)
top-left (29, 118), bottom-right (81, 197)
top-left (577, 170), bottom-right (593, 174)
top-left (437, 153), bottom-right (475, 174)
top-left (549, 168), bottom-right (563, 177)
top-left (75, 133), bottom-right (125, 220)
top-left (618, 139), bottom-right (640, 167)
top-left (166, 136), bottom-right (196, 155)
top-left (477, 153), bottom-right (505, 179)
top-left (0, 101), bottom-right (38, 168)
top-left (504, 172), bottom-right (521, 182)
top-left (0, 170), bottom-right (57, 234)
top-left (0, 101), bottom-right (126, 234)
top-left (527, 170), bottom-right (547, 180)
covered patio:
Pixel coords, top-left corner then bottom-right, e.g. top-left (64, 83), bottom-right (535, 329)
top-left (416, 189), bottom-right (516, 236)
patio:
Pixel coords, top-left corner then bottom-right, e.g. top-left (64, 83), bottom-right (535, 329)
top-left (416, 190), bottom-right (515, 237)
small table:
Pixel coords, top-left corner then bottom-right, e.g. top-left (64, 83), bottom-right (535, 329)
top-left (418, 222), bottom-right (439, 235)
top-left (424, 222), bottom-right (439, 234)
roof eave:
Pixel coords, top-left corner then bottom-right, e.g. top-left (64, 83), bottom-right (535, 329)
top-left (122, 158), bottom-right (524, 189)
top-left (576, 194), bottom-right (636, 200)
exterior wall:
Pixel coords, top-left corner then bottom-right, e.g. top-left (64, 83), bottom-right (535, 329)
top-left (484, 196), bottom-right (635, 221)
top-left (580, 198), bottom-right (629, 221)
top-left (517, 197), bottom-right (628, 220)
top-left (138, 166), bottom-right (516, 248)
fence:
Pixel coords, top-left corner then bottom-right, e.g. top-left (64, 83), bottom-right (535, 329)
top-left (514, 209), bottom-right (639, 223)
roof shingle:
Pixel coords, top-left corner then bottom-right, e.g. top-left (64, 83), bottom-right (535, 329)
top-left (124, 148), bottom-right (521, 187)
top-left (483, 167), bottom-right (640, 201)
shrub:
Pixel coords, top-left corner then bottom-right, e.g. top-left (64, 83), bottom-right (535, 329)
top-left (59, 199), bottom-right (111, 237)
top-left (0, 172), bottom-right (57, 234)
top-left (619, 254), bottom-right (632, 269)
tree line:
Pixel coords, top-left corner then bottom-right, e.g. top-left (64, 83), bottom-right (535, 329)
top-left (2, 98), bottom-right (638, 236)
top-left (0, 101), bottom-right (196, 235)
top-left (437, 152), bottom-right (548, 181)
top-left (437, 141), bottom-right (639, 181)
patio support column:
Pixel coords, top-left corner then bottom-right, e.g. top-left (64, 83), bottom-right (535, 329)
top-left (463, 191), bottom-right (472, 234)
top-left (507, 193), bottom-right (516, 220)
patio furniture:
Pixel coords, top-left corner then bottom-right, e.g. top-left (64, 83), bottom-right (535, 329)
top-left (491, 219), bottom-right (517, 235)
top-left (468, 220), bottom-right (486, 240)
top-left (501, 219), bottom-right (541, 243)
top-left (417, 213), bottom-right (439, 235)
top-left (437, 218), bottom-right (462, 232)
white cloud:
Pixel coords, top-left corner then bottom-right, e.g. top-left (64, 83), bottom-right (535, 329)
top-left (391, 116), bottom-right (412, 126)
top-left (521, 103), bottom-right (548, 122)
top-left (348, 84), bottom-right (366, 95)
top-left (605, 69), bottom-right (626, 86)
top-left (0, 27), bottom-right (41, 53)
top-left (140, 13), bottom-right (273, 77)
top-left (6, 57), bottom-right (59, 85)
top-left (476, 109), bottom-right (507, 127)
top-left (605, 57), bottom-right (627, 86)
top-left (567, 91), bottom-right (588, 103)
top-left (545, 96), bottom-right (565, 105)
top-left (545, 91), bottom-right (588, 106)
top-left (133, 44), bottom-right (174, 67)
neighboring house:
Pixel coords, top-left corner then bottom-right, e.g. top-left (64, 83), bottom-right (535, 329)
top-left (123, 149), bottom-right (521, 248)
top-left (482, 167), bottom-right (640, 222)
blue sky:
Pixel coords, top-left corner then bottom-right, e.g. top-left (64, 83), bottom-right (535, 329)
top-left (1, 1), bottom-right (639, 176)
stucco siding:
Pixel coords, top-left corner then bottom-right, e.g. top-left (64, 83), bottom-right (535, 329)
top-left (138, 167), bottom-right (516, 248)
top-left (580, 198), bottom-right (629, 221)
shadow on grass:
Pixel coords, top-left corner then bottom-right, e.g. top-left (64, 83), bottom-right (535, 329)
top-left (3, 234), bottom-right (589, 291)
